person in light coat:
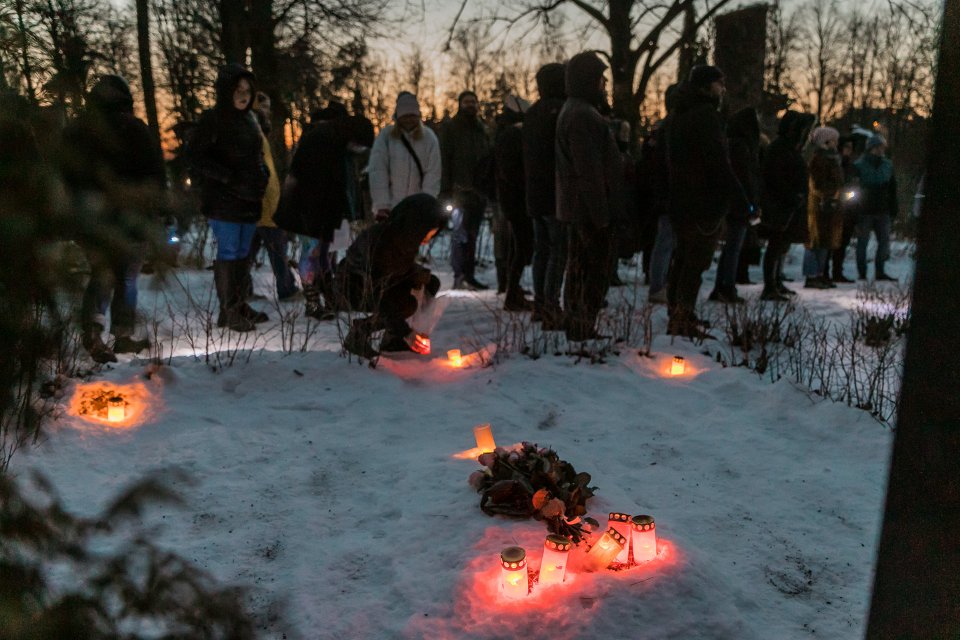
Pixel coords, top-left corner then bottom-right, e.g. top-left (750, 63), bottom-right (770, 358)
top-left (367, 92), bottom-right (441, 221)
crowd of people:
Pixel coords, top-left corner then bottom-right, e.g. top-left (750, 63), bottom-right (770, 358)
top-left (42, 52), bottom-right (902, 361)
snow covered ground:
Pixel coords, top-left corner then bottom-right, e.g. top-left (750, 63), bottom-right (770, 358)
top-left (13, 237), bottom-right (913, 639)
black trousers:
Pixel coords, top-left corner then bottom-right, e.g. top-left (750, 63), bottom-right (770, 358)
top-left (564, 220), bottom-right (610, 339)
top-left (667, 220), bottom-right (719, 323)
top-left (506, 215), bottom-right (534, 301)
top-left (763, 232), bottom-right (792, 290)
top-left (338, 271), bottom-right (440, 335)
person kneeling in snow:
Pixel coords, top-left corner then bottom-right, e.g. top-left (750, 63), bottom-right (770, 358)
top-left (336, 193), bottom-right (443, 358)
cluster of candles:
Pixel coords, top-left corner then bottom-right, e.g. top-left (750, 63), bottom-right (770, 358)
top-left (499, 513), bottom-right (658, 599)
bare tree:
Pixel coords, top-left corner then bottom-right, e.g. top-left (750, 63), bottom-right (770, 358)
top-left (135, 0), bottom-right (159, 140)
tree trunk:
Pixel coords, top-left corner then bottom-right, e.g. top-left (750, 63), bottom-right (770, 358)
top-left (677, 3), bottom-right (697, 82)
top-left (608, 0), bottom-right (640, 140)
top-left (135, 0), bottom-right (160, 141)
top-left (865, 1), bottom-right (960, 637)
top-left (219, 0), bottom-right (248, 64)
top-left (248, 0), bottom-right (290, 172)
top-left (14, 0), bottom-right (37, 104)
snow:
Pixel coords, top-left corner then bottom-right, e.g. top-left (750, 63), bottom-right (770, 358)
top-left (12, 237), bottom-right (911, 639)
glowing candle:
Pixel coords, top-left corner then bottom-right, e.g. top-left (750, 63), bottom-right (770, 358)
top-left (473, 423), bottom-right (496, 453)
top-left (538, 535), bottom-right (571, 586)
top-left (107, 396), bottom-right (125, 423)
top-left (631, 514), bottom-right (657, 563)
top-left (608, 512), bottom-right (632, 564)
top-left (447, 349), bottom-right (462, 367)
top-left (584, 527), bottom-right (627, 572)
top-left (500, 546), bottom-right (528, 599)
top-left (671, 356), bottom-right (686, 376)
top-left (412, 333), bottom-right (431, 355)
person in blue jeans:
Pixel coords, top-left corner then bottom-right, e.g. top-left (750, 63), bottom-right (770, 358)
top-left (59, 74), bottom-right (166, 362)
top-left (854, 134), bottom-right (897, 281)
top-left (185, 64), bottom-right (269, 332)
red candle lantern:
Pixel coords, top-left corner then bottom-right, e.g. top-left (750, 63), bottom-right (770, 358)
top-left (671, 356), bottom-right (686, 376)
top-left (500, 546), bottom-right (528, 599)
top-left (411, 333), bottom-right (431, 355)
top-left (608, 512), bottom-right (632, 564)
top-left (538, 534), bottom-right (571, 586)
top-left (631, 514), bottom-right (657, 563)
top-left (584, 527), bottom-right (627, 572)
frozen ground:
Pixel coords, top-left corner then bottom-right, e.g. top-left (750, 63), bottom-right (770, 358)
top-left (13, 237), bottom-right (912, 639)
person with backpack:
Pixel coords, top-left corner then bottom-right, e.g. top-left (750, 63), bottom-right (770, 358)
top-left (367, 92), bottom-right (441, 222)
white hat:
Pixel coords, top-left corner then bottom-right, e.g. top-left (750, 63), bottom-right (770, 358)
top-left (394, 92), bottom-right (421, 119)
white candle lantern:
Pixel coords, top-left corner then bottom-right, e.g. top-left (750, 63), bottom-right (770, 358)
top-left (107, 396), bottom-right (125, 422)
top-left (584, 527), bottom-right (627, 572)
top-left (499, 546), bottom-right (528, 599)
top-left (671, 356), bottom-right (686, 376)
top-left (447, 349), bottom-right (462, 367)
top-left (473, 423), bottom-right (496, 453)
top-left (538, 534), bottom-right (571, 586)
top-left (607, 512), bottom-right (632, 564)
top-left (631, 514), bottom-right (657, 563)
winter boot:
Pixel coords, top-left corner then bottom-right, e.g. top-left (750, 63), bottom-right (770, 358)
top-left (304, 283), bottom-right (336, 321)
top-left (112, 330), bottom-right (150, 355)
top-left (343, 317), bottom-right (379, 359)
top-left (760, 287), bottom-right (790, 302)
top-left (233, 261), bottom-right (268, 323)
top-left (82, 323), bottom-right (118, 363)
top-left (214, 260), bottom-right (255, 332)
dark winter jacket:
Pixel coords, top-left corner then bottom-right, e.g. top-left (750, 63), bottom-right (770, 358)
top-left (494, 110), bottom-right (526, 223)
top-left (854, 153), bottom-right (898, 218)
top-left (726, 107), bottom-right (761, 223)
top-left (185, 64), bottom-right (267, 223)
top-left (555, 52), bottom-right (623, 229)
top-left (522, 63), bottom-right (565, 219)
top-left (760, 111), bottom-right (816, 238)
top-left (61, 75), bottom-right (166, 201)
top-left (666, 83), bottom-right (749, 231)
top-left (807, 147), bottom-right (845, 249)
top-left (274, 117), bottom-right (374, 241)
top-left (339, 193), bottom-right (443, 289)
top-left (440, 111), bottom-right (491, 195)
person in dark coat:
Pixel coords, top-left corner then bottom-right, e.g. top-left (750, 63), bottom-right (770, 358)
top-left (642, 83), bottom-right (681, 304)
top-left (854, 134), bottom-right (898, 281)
top-left (185, 63), bottom-right (268, 332)
top-left (522, 62), bottom-right (567, 326)
top-left (61, 74), bottom-right (166, 361)
top-left (441, 90), bottom-right (492, 290)
top-left (555, 51), bottom-right (623, 341)
top-left (665, 66), bottom-right (750, 337)
top-left (709, 107), bottom-right (761, 303)
top-left (337, 194), bottom-right (443, 358)
top-left (494, 96), bottom-right (533, 311)
top-left (759, 110), bottom-right (816, 301)
top-left (274, 114), bottom-right (375, 319)
top-left (803, 126), bottom-right (845, 288)
top-left (829, 135), bottom-right (859, 282)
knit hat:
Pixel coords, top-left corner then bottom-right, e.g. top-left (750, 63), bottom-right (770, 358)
top-left (457, 90), bottom-right (478, 106)
top-left (810, 126), bottom-right (840, 148)
top-left (865, 133), bottom-right (887, 150)
top-left (688, 65), bottom-right (724, 89)
top-left (394, 92), bottom-right (421, 119)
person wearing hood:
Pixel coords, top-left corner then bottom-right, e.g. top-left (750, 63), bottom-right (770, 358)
top-left (367, 92), bottom-right (441, 221)
top-left (274, 111), bottom-right (375, 320)
top-left (185, 63), bottom-right (269, 332)
top-left (759, 110), bottom-right (817, 301)
top-left (246, 91), bottom-right (299, 302)
top-left (523, 62), bottom-right (567, 327)
top-left (441, 90), bottom-right (492, 291)
top-left (665, 65), bottom-right (751, 337)
top-left (556, 51), bottom-right (623, 341)
top-left (802, 126), bottom-right (845, 289)
top-left (709, 107), bottom-right (762, 304)
top-left (61, 74), bottom-right (166, 362)
top-left (336, 193), bottom-right (443, 358)
top-left (854, 134), bottom-right (897, 281)
top-left (495, 95), bottom-right (533, 311)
